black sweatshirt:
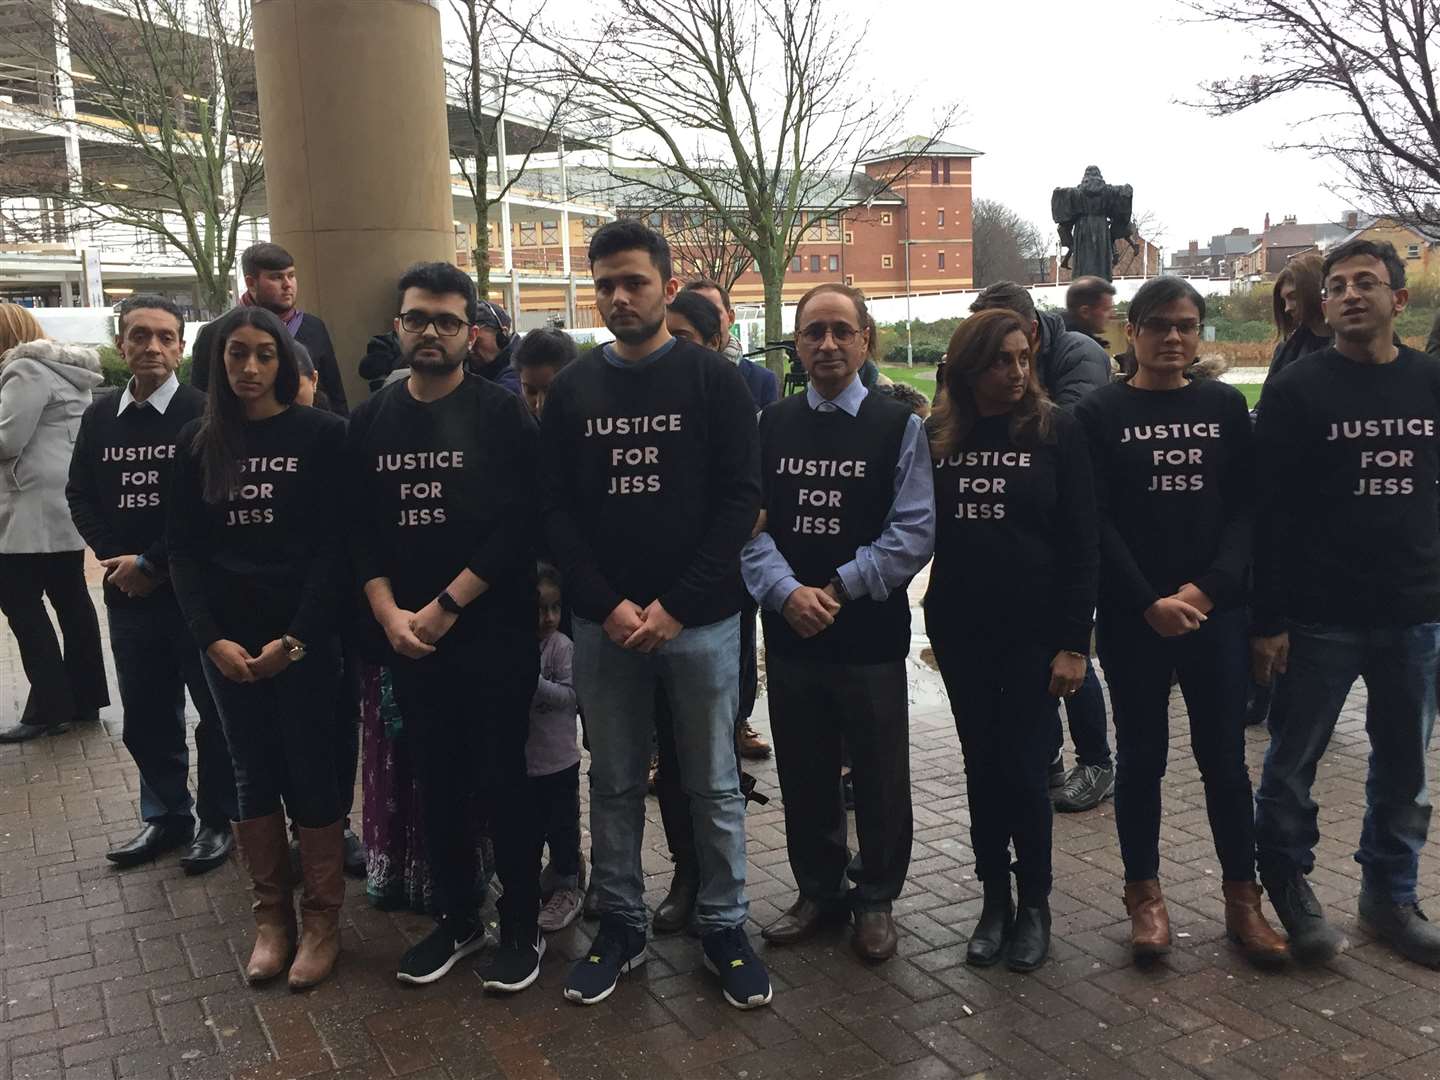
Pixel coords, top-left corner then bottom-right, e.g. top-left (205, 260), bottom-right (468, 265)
top-left (1253, 345), bottom-right (1440, 632)
top-left (924, 410), bottom-right (1099, 654)
top-left (346, 374), bottom-right (538, 648)
top-left (540, 340), bottom-right (761, 627)
top-left (66, 382), bottom-right (206, 608)
top-left (167, 405), bottom-right (346, 651)
top-left (1074, 377), bottom-right (1254, 616)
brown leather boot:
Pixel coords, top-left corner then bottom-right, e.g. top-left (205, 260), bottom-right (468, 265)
top-left (1223, 880), bottom-right (1289, 967)
top-left (289, 820), bottom-right (345, 990)
top-left (232, 813), bottom-right (295, 983)
top-left (1123, 880), bottom-right (1171, 959)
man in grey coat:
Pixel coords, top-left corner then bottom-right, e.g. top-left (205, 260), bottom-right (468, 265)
top-left (970, 281), bottom-right (1110, 407)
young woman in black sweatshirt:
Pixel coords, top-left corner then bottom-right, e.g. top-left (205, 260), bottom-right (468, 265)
top-left (924, 308), bottom-right (1098, 973)
top-left (167, 307), bottom-right (347, 990)
top-left (1072, 277), bottom-right (1285, 967)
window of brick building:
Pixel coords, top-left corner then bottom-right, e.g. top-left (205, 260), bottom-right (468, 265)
top-left (792, 255), bottom-right (803, 272)
top-left (827, 255), bottom-right (839, 272)
top-left (844, 274), bottom-right (855, 286)
top-left (937, 209), bottom-right (945, 228)
top-left (880, 212), bottom-right (893, 226)
top-left (930, 158), bottom-right (939, 184)
top-left (943, 159), bottom-right (952, 184)
top-left (519, 221), bottom-right (537, 246)
top-left (647, 213), bottom-right (662, 228)
top-left (844, 230), bottom-right (853, 245)
top-left (938, 252), bottom-right (946, 270)
top-left (823, 217), bottom-right (841, 241)
top-left (810, 254), bottom-right (821, 272)
top-left (1409, 244), bottom-right (1422, 259)
top-left (582, 216), bottom-right (601, 241)
top-left (541, 220), bottom-right (559, 244)
top-left (881, 254), bottom-right (894, 269)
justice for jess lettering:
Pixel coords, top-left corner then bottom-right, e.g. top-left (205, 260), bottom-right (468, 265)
top-left (374, 450), bottom-right (465, 525)
top-left (775, 456), bottom-right (866, 534)
top-left (584, 413), bottom-right (682, 496)
top-left (103, 443), bottom-right (175, 508)
top-left (1326, 417), bottom-right (1436, 496)
top-left (225, 455), bottom-right (298, 526)
top-left (935, 450), bottom-right (1031, 520)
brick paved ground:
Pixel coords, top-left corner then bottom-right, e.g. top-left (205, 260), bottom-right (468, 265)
top-left (1, 568), bottom-right (1439, 1080)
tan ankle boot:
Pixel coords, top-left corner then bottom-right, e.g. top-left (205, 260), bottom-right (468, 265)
top-left (233, 813), bottom-right (295, 983)
top-left (289, 820), bottom-right (344, 990)
top-left (1123, 880), bottom-right (1171, 958)
top-left (1223, 880), bottom-right (1288, 967)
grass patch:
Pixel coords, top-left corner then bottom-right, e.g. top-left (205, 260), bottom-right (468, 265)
top-left (879, 364), bottom-right (937, 394)
top-left (1234, 383), bottom-right (1262, 408)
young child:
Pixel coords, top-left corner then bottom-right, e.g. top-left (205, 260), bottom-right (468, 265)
top-left (529, 562), bottom-right (584, 931)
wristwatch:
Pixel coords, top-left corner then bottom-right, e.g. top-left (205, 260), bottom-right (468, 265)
top-left (134, 554), bottom-right (158, 580)
top-left (827, 575), bottom-right (849, 604)
top-left (281, 635), bottom-right (307, 663)
top-left (437, 589), bottom-right (464, 615)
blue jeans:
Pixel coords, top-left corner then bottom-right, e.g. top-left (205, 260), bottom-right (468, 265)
top-left (1255, 622), bottom-right (1440, 904)
top-left (573, 614), bottom-right (747, 933)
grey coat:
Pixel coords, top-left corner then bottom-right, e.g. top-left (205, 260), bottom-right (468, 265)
top-left (1034, 309), bottom-right (1110, 409)
top-left (0, 340), bottom-right (104, 553)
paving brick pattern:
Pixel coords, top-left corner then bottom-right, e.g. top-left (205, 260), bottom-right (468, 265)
top-left (1, 570), bottom-right (1438, 1079)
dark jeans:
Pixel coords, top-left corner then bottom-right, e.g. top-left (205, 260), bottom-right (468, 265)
top-left (388, 639), bottom-right (541, 934)
top-left (1056, 659), bottom-right (1113, 768)
top-left (531, 761), bottom-right (581, 888)
top-left (201, 636), bottom-right (341, 828)
top-left (1256, 621), bottom-right (1440, 904)
top-left (0, 551), bottom-right (108, 724)
top-left (108, 597), bottom-right (236, 830)
top-left (766, 653), bottom-right (912, 912)
top-left (1098, 606), bottom-right (1256, 883)
top-left (335, 648), bottom-right (362, 823)
top-left (932, 633), bottom-right (1057, 900)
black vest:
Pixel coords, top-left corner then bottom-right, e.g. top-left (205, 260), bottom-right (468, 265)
top-left (759, 389), bottom-right (912, 663)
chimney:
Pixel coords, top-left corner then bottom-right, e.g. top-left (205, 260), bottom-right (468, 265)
top-left (1345, 211), bottom-right (1358, 229)
top-left (1283, 214), bottom-right (1296, 225)
top-left (1188, 240), bottom-right (1199, 256)
top-left (1263, 212), bottom-right (1270, 232)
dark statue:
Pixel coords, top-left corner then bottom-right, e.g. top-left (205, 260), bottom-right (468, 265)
top-left (1051, 166), bottom-right (1134, 281)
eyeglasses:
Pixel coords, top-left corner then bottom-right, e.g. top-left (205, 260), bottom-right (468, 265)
top-left (399, 310), bottom-right (469, 337)
top-left (1322, 277), bottom-right (1392, 300)
top-left (1137, 317), bottom-right (1202, 337)
top-left (799, 321), bottom-right (860, 344)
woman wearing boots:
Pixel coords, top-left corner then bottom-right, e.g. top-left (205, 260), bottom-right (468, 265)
top-left (925, 309), bottom-right (1099, 972)
top-left (168, 307), bottom-right (348, 990)
top-left (1073, 277), bottom-right (1286, 967)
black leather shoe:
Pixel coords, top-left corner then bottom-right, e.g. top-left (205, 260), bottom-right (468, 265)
top-left (762, 896), bottom-right (849, 944)
top-left (179, 825), bottom-right (233, 875)
top-left (342, 827), bottom-right (366, 878)
top-left (653, 870), bottom-right (699, 934)
top-left (966, 879), bottom-right (1014, 967)
top-left (107, 821), bottom-right (194, 868)
top-left (1005, 901), bottom-right (1051, 973)
top-left (0, 721), bottom-right (68, 743)
top-left (582, 880), bottom-right (601, 920)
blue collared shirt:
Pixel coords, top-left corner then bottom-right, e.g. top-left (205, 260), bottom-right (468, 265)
top-left (742, 378), bottom-right (935, 611)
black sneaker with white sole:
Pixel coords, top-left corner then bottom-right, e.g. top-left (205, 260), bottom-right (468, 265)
top-left (701, 925), bottom-right (772, 1009)
top-left (396, 921), bottom-right (485, 985)
top-left (480, 926), bottom-right (546, 992)
top-left (564, 917), bottom-right (647, 1005)
top-left (1053, 763), bottom-right (1116, 813)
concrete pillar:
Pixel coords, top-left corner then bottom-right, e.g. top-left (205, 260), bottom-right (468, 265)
top-left (251, 0), bottom-right (454, 404)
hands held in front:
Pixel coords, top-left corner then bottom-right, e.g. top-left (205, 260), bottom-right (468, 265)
top-left (208, 638), bottom-right (303, 683)
top-left (602, 599), bottom-right (684, 653)
top-left (381, 607), bottom-right (437, 659)
top-left (1048, 650), bottom-right (1086, 698)
top-left (782, 585), bottom-right (841, 639)
top-left (1144, 585), bottom-right (1212, 639)
top-left (100, 555), bottom-right (159, 599)
top-left (1251, 632), bottom-right (1289, 686)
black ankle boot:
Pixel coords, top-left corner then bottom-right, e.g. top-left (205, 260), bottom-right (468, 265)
top-left (652, 869), bottom-right (699, 934)
top-left (1006, 896), bottom-right (1051, 973)
top-left (966, 878), bottom-right (1013, 967)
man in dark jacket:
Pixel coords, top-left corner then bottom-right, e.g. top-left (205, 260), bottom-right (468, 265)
top-left (190, 243), bottom-right (349, 414)
top-left (468, 300), bottom-right (522, 396)
top-left (1063, 276), bottom-right (1117, 351)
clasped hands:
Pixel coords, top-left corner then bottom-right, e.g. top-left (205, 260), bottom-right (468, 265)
top-left (205, 637), bottom-right (295, 683)
top-left (381, 599), bottom-right (458, 659)
top-left (604, 598), bottom-right (682, 653)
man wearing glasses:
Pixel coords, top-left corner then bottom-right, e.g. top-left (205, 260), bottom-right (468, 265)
top-left (1253, 239), bottom-right (1440, 968)
top-left (346, 262), bottom-right (545, 990)
top-left (742, 283), bottom-right (934, 963)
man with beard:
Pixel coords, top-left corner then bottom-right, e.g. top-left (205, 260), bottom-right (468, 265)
top-left (191, 243), bottom-right (349, 414)
top-left (540, 220), bottom-right (769, 1010)
top-left (346, 262), bottom-right (544, 990)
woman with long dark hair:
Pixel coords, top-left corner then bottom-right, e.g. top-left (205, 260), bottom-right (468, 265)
top-left (1265, 254), bottom-right (1331, 389)
top-left (167, 307), bottom-right (348, 990)
top-left (925, 308), bottom-right (1098, 973)
top-left (1073, 277), bottom-right (1286, 967)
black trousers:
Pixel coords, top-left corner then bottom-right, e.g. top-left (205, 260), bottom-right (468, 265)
top-left (389, 638), bottom-right (542, 934)
top-left (766, 653), bottom-right (912, 911)
top-left (201, 635), bottom-right (342, 828)
top-left (108, 596), bottom-right (236, 829)
top-left (0, 551), bottom-right (108, 725)
top-left (1098, 606), bottom-right (1256, 883)
top-left (334, 647), bottom-right (362, 823)
top-left (531, 761), bottom-right (581, 885)
top-left (931, 632), bottom-right (1057, 900)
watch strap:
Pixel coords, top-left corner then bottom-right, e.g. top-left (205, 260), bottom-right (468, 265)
top-left (437, 589), bottom-right (464, 615)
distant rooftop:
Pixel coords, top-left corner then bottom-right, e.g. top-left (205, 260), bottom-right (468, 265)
top-left (858, 137), bottom-right (983, 165)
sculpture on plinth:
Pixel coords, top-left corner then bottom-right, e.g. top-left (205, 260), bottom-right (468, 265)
top-left (1051, 166), bottom-right (1134, 281)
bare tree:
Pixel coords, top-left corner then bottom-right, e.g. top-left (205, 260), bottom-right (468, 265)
top-left (1193, 0), bottom-right (1440, 231)
top-left (971, 199), bottom-right (1047, 288)
top-left (514, 0), bottom-right (958, 361)
top-left (0, 0), bottom-right (262, 313)
top-left (625, 186), bottom-right (756, 292)
top-left (447, 0), bottom-right (584, 296)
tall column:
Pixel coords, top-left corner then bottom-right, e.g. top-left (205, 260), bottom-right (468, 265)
top-left (251, 0), bottom-right (454, 403)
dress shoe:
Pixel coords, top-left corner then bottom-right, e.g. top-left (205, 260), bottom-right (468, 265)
top-left (342, 827), bottom-right (366, 878)
top-left (966, 878), bottom-right (1013, 967)
top-left (1123, 880), bottom-right (1171, 959)
top-left (761, 896), bottom-right (848, 944)
top-left (0, 720), bottom-right (68, 743)
top-left (179, 826), bottom-right (233, 875)
top-left (652, 870), bottom-right (698, 934)
top-left (738, 722), bottom-right (772, 760)
top-left (1223, 880), bottom-right (1288, 967)
top-left (1006, 901), bottom-right (1051, 973)
top-left (106, 821), bottom-right (194, 868)
top-left (853, 910), bottom-right (898, 962)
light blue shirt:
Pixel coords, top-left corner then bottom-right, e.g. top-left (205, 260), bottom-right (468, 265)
top-left (602, 337), bottom-right (677, 371)
top-left (742, 378), bottom-right (935, 612)
top-left (117, 372), bottom-right (180, 414)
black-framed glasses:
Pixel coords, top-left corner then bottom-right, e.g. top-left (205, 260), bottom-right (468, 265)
top-left (399, 310), bottom-right (469, 337)
top-left (799, 321), bottom-right (860, 344)
top-left (1137, 317), bottom-right (1202, 337)
top-left (1321, 277), bottom-right (1392, 300)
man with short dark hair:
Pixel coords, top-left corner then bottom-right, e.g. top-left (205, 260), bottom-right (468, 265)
top-left (191, 242), bottom-right (349, 413)
top-left (66, 295), bottom-right (237, 873)
top-left (468, 299), bottom-right (522, 396)
top-left (541, 220), bottom-right (770, 1010)
top-left (1065, 275), bottom-right (1117, 348)
top-left (969, 281), bottom-right (1115, 813)
top-left (1253, 238), bottom-right (1440, 969)
top-left (348, 262), bottom-right (543, 991)
top-left (680, 277), bottom-right (778, 410)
